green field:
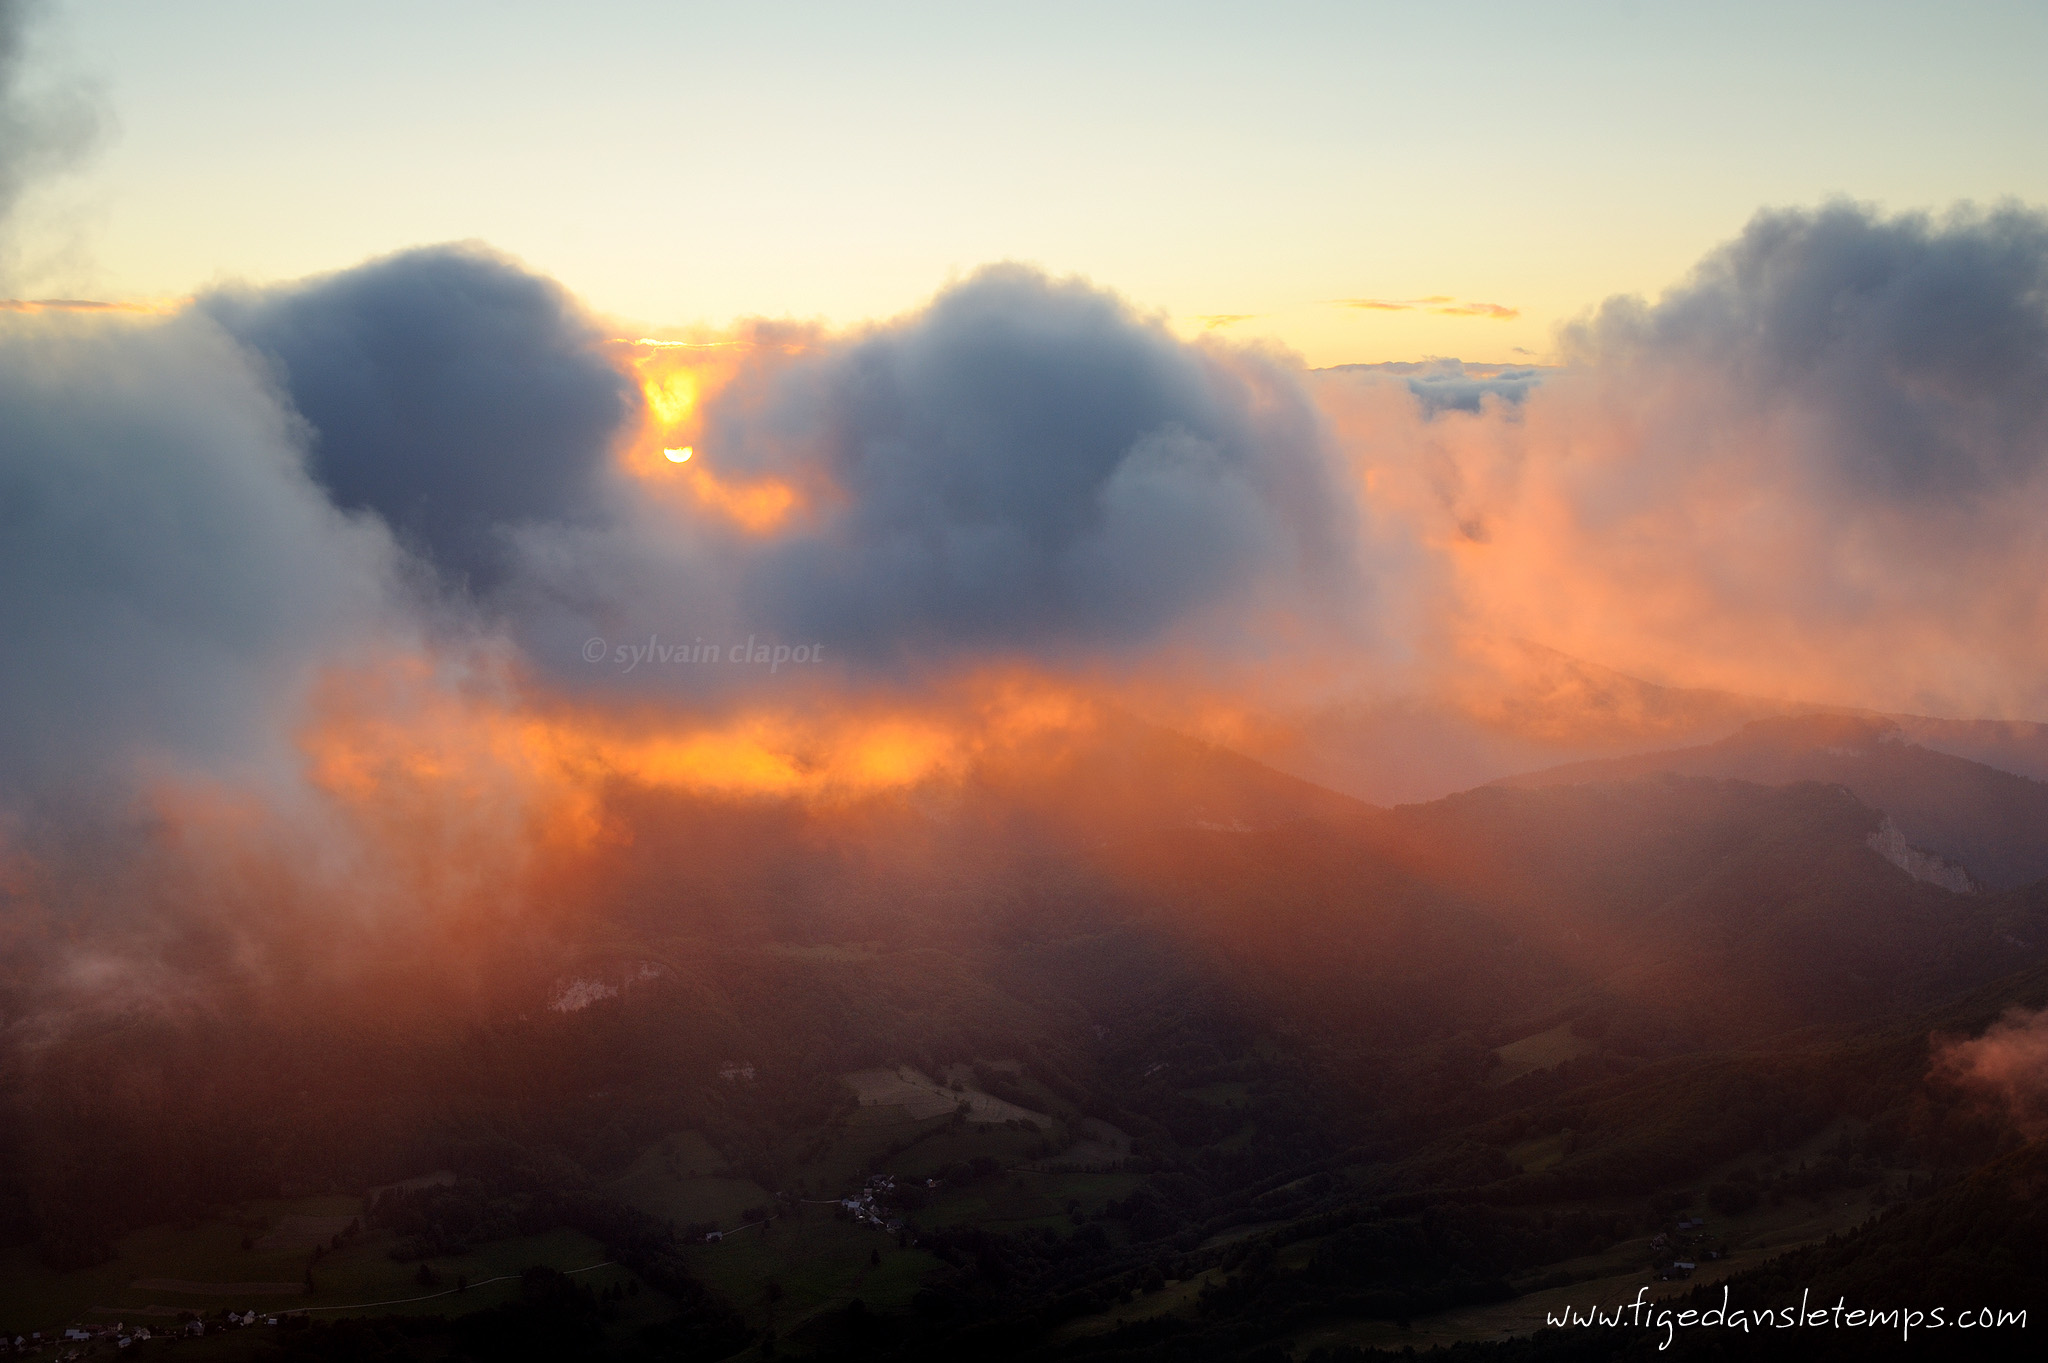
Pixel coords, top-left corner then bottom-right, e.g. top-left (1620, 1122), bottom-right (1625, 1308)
top-left (1489, 1023), bottom-right (1598, 1085)
top-left (649, 1129), bottom-right (729, 1176)
top-left (610, 1129), bottom-right (774, 1228)
top-left (679, 1208), bottom-right (938, 1340)
top-left (0, 1199), bottom-right (651, 1340)
top-left (921, 1170), bottom-right (1141, 1232)
top-left (886, 1121), bottom-right (1053, 1179)
top-left (606, 1116), bottom-right (1141, 1345)
top-left (1048, 1268), bottom-right (1223, 1342)
top-left (1505, 1128), bottom-right (1570, 1172)
top-left (784, 1109), bottom-right (956, 1193)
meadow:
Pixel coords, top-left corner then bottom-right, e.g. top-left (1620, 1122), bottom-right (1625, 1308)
top-left (0, 1197), bottom-right (646, 1342)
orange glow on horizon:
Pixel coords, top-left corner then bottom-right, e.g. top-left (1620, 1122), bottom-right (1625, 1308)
top-left (298, 654), bottom-right (1109, 839)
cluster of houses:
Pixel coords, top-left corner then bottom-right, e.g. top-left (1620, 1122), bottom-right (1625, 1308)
top-left (694, 1172), bottom-right (947, 1248)
top-left (10, 1323), bottom-right (160, 1358)
top-left (836, 1173), bottom-right (939, 1237)
top-left (1648, 1216), bottom-right (1725, 1281)
top-left (8, 1310), bottom-right (285, 1356)
top-left (11, 1322), bottom-right (161, 1357)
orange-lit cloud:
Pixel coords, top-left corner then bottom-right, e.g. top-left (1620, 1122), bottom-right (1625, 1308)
top-left (612, 332), bottom-right (805, 533)
top-left (0, 639), bottom-right (1119, 1025)
top-left (1934, 1005), bottom-right (2048, 1139)
top-left (1319, 203), bottom-right (2048, 726)
top-left (8, 199), bottom-right (2048, 1020)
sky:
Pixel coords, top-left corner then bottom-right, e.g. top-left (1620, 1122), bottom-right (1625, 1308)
top-left (15, 0), bottom-right (2048, 365)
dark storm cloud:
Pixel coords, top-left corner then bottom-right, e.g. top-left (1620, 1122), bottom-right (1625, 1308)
top-left (205, 244), bottom-right (640, 591)
top-left (1565, 201), bottom-right (2048, 503)
top-left (658, 265), bottom-right (1358, 667)
top-left (0, 312), bottom-right (395, 808)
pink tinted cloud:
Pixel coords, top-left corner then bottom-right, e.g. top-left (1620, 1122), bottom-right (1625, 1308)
top-left (1933, 1006), bottom-right (2048, 1137)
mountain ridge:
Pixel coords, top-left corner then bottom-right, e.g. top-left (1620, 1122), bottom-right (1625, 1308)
top-left (1493, 713), bottom-right (2048, 892)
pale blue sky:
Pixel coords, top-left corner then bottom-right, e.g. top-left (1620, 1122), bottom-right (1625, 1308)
top-left (23, 0), bottom-right (2048, 362)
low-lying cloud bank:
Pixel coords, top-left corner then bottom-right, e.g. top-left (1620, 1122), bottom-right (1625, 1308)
top-left (1331, 201), bottom-right (2048, 723)
top-left (1935, 1005), bottom-right (2048, 1139)
top-left (0, 311), bottom-right (396, 809)
top-left (3, 194), bottom-right (2048, 1001)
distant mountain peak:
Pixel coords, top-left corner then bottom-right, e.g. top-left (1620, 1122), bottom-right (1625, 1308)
top-left (1725, 712), bottom-right (1905, 756)
top-left (1498, 712), bottom-right (2048, 891)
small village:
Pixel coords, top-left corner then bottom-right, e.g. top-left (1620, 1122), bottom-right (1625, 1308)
top-left (1648, 1216), bottom-right (1726, 1281)
top-left (701, 1172), bottom-right (937, 1245)
top-left (5, 1309), bottom-right (285, 1357)
top-left (833, 1173), bottom-right (930, 1239)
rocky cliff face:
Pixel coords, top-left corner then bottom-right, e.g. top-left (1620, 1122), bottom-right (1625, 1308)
top-left (1867, 816), bottom-right (1976, 893)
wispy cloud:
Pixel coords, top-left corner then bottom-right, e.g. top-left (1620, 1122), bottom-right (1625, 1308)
top-left (0, 297), bottom-right (171, 313)
top-left (0, 0), bottom-right (107, 287)
top-left (1432, 301), bottom-right (1519, 319)
top-left (1335, 296), bottom-right (1519, 319)
top-left (1194, 313), bottom-right (1257, 329)
top-left (1934, 1005), bottom-right (2048, 1138)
